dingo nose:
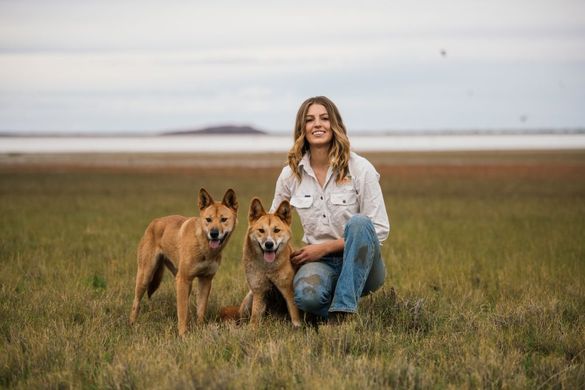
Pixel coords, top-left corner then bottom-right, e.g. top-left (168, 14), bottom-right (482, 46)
top-left (264, 241), bottom-right (274, 250)
top-left (210, 229), bottom-right (219, 239)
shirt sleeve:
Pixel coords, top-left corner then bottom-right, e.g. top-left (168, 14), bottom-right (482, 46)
top-left (270, 166), bottom-right (293, 213)
top-left (357, 160), bottom-right (390, 243)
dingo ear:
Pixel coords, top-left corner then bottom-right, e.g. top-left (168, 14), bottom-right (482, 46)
top-left (222, 188), bottom-right (238, 211)
top-left (275, 200), bottom-right (292, 226)
top-left (249, 198), bottom-right (266, 222)
top-left (198, 188), bottom-right (214, 210)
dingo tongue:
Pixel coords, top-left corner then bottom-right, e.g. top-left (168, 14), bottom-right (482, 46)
top-left (263, 251), bottom-right (276, 263)
top-left (209, 240), bottom-right (221, 249)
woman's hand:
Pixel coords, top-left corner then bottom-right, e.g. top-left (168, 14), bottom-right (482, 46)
top-left (290, 239), bottom-right (344, 266)
top-left (290, 244), bottom-right (327, 265)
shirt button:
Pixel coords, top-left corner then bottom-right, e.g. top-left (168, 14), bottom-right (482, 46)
top-left (320, 196), bottom-right (323, 200)
top-left (342, 200), bottom-right (346, 203)
top-left (322, 214), bottom-right (326, 218)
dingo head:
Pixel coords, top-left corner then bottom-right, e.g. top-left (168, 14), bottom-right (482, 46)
top-left (247, 198), bottom-right (292, 263)
top-left (199, 188), bottom-right (238, 250)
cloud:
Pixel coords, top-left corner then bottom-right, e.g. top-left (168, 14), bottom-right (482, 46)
top-left (0, 0), bottom-right (584, 132)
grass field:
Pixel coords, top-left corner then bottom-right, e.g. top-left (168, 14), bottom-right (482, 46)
top-left (1, 151), bottom-right (584, 388)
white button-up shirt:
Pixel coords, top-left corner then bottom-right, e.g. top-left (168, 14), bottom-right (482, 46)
top-left (270, 151), bottom-right (390, 245)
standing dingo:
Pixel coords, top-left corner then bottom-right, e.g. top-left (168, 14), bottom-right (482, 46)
top-left (129, 188), bottom-right (238, 335)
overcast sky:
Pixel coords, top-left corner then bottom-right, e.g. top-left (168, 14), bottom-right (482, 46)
top-left (1, 0), bottom-right (584, 134)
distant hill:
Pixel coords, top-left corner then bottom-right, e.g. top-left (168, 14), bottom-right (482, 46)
top-left (163, 125), bottom-right (266, 136)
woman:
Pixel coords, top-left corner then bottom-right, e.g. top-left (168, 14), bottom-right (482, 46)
top-left (270, 96), bottom-right (390, 322)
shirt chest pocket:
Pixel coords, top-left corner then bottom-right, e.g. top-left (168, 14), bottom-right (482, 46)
top-left (290, 194), bottom-right (316, 231)
top-left (290, 195), bottom-right (314, 209)
top-left (330, 191), bottom-right (358, 207)
top-left (329, 190), bottom-right (359, 222)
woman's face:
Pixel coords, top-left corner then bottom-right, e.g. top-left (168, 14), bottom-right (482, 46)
top-left (304, 103), bottom-right (333, 148)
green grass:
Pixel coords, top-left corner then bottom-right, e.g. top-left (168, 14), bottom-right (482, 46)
top-left (1, 151), bottom-right (584, 388)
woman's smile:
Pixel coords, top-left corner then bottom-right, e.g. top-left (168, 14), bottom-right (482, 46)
top-left (305, 104), bottom-right (332, 146)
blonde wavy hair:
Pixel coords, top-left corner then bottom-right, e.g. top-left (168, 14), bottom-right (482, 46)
top-left (287, 96), bottom-right (351, 183)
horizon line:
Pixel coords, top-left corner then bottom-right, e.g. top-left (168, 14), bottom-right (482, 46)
top-left (1, 127), bottom-right (585, 138)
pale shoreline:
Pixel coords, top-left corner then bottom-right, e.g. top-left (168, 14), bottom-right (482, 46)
top-left (2, 134), bottom-right (585, 154)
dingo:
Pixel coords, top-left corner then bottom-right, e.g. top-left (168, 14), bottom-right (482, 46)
top-left (234, 198), bottom-right (301, 327)
top-left (129, 188), bottom-right (238, 335)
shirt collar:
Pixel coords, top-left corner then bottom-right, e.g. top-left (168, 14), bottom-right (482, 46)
top-left (298, 153), bottom-right (311, 169)
top-left (298, 152), bottom-right (335, 188)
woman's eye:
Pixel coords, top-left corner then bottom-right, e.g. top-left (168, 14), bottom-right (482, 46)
top-left (205, 217), bottom-right (212, 222)
top-left (305, 118), bottom-right (313, 122)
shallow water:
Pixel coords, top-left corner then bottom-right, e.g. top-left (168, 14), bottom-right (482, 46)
top-left (2, 134), bottom-right (585, 153)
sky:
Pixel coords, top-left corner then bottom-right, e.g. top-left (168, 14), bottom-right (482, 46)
top-left (1, 0), bottom-right (584, 134)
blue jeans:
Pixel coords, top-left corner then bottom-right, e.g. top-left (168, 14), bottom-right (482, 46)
top-left (293, 214), bottom-right (386, 318)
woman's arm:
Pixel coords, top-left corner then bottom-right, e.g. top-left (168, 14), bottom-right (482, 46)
top-left (357, 160), bottom-right (390, 243)
top-left (290, 238), bottom-right (344, 265)
top-left (270, 166), bottom-right (293, 212)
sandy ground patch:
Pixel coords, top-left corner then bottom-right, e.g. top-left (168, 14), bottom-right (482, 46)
top-left (1, 151), bottom-right (584, 179)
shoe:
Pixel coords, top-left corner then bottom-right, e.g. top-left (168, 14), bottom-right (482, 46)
top-left (327, 311), bottom-right (354, 324)
top-left (302, 312), bottom-right (323, 328)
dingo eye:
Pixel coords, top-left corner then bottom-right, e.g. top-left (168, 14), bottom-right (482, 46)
top-left (205, 217), bottom-right (212, 223)
top-left (258, 229), bottom-right (265, 233)
top-left (273, 228), bottom-right (280, 233)
top-left (220, 217), bottom-right (227, 223)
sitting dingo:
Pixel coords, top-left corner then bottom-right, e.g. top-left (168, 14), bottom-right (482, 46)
top-left (129, 188), bottom-right (238, 336)
top-left (236, 198), bottom-right (301, 327)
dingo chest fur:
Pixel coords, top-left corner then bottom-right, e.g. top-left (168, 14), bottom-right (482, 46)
top-left (129, 188), bottom-right (238, 336)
